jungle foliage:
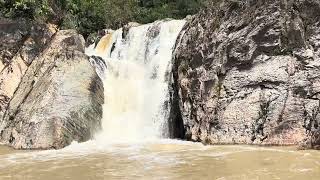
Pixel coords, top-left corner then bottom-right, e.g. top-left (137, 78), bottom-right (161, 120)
top-left (0, 0), bottom-right (218, 37)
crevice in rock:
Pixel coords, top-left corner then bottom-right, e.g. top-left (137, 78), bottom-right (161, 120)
top-left (169, 54), bottom-right (185, 139)
top-left (251, 93), bottom-right (272, 143)
top-left (303, 102), bottom-right (320, 133)
top-left (244, 81), bottom-right (283, 89)
top-left (277, 90), bottom-right (289, 123)
top-left (210, 71), bottom-right (226, 132)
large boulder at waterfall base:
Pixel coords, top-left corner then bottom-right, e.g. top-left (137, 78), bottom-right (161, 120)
top-left (0, 30), bottom-right (104, 149)
top-left (0, 18), bottom-right (56, 120)
top-left (173, 0), bottom-right (320, 149)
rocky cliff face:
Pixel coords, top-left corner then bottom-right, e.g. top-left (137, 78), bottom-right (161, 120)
top-left (0, 18), bottom-right (56, 120)
top-left (173, 0), bottom-right (320, 149)
top-left (0, 30), bottom-right (103, 149)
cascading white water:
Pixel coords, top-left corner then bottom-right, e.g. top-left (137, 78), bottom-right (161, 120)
top-left (86, 20), bottom-right (185, 143)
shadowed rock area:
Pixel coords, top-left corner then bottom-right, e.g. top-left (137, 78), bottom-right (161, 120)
top-left (173, 0), bottom-right (320, 149)
top-left (0, 30), bottom-right (103, 149)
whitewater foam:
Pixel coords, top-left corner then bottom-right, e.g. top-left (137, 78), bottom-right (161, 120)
top-left (87, 20), bottom-right (186, 143)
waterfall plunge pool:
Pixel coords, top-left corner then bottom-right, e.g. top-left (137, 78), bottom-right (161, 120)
top-left (1, 20), bottom-right (319, 180)
top-left (0, 141), bottom-right (320, 180)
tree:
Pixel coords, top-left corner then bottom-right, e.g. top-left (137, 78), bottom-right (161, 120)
top-left (0, 0), bottom-right (52, 19)
top-left (1, 0), bottom-right (213, 37)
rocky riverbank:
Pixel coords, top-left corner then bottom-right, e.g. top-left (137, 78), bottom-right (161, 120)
top-left (172, 0), bottom-right (320, 149)
top-left (0, 19), bottom-right (103, 149)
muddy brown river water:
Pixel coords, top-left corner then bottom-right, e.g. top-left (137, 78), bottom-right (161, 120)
top-left (0, 140), bottom-right (319, 180)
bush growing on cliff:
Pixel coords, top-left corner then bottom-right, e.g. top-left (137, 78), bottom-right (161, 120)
top-left (61, 0), bottom-right (208, 37)
top-left (0, 0), bottom-right (211, 37)
top-left (60, 0), bottom-right (139, 37)
top-left (0, 0), bottom-right (52, 20)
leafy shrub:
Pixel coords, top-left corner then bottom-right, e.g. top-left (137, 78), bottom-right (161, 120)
top-left (1, 0), bottom-right (216, 37)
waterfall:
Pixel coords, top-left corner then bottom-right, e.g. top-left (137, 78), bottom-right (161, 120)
top-left (86, 20), bottom-right (185, 143)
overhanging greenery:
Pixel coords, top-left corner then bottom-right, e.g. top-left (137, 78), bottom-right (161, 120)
top-left (0, 0), bottom-right (218, 37)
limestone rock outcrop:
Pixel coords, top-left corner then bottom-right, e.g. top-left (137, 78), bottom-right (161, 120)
top-left (173, 0), bottom-right (320, 149)
top-left (0, 30), bottom-right (103, 149)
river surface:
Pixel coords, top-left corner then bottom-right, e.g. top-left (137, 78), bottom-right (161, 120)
top-left (0, 140), bottom-right (319, 180)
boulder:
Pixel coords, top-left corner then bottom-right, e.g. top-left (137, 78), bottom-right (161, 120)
top-left (0, 18), bottom-right (56, 120)
top-left (0, 30), bottom-right (103, 149)
top-left (172, 0), bottom-right (320, 149)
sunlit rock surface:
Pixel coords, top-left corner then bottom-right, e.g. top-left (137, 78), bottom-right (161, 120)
top-left (173, 0), bottom-right (320, 149)
top-left (0, 30), bottom-right (103, 149)
top-left (0, 18), bottom-right (56, 120)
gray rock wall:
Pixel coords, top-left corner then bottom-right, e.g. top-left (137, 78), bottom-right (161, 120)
top-left (0, 30), bottom-right (103, 149)
top-left (173, 0), bottom-right (320, 149)
top-left (0, 18), bottom-right (56, 120)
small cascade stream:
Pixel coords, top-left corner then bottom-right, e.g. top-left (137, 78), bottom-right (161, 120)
top-left (86, 20), bottom-right (186, 142)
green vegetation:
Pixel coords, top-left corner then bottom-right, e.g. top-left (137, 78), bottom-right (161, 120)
top-left (0, 0), bottom-right (213, 37)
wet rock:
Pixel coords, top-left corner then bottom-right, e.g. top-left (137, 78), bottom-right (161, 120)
top-left (311, 131), bottom-right (320, 150)
top-left (0, 18), bottom-right (56, 120)
top-left (86, 30), bottom-right (108, 47)
top-left (122, 22), bottom-right (140, 39)
top-left (0, 30), bottom-right (103, 149)
top-left (89, 55), bottom-right (107, 80)
top-left (173, 0), bottom-right (320, 149)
